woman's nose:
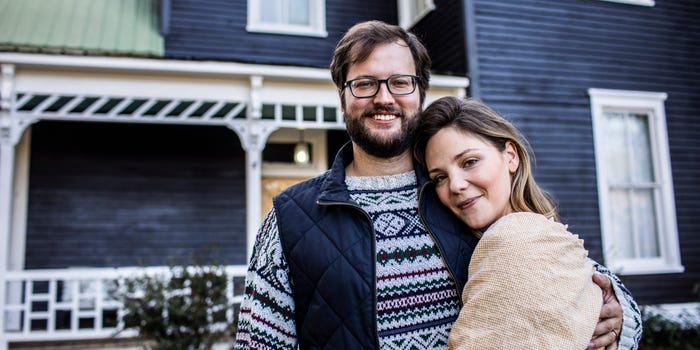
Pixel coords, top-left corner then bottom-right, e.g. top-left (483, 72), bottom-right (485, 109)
top-left (448, 176), bottom-right (469, 193)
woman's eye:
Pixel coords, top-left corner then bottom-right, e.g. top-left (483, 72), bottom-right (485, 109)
top-left (432, 175), bottom-right (447, 184)
top-left (462, 158), bottom-right (478, 168)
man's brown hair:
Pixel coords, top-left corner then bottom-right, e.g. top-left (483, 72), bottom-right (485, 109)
top-left (330, 20), bottom-right (431, 107)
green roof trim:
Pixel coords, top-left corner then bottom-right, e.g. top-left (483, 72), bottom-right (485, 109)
top-left (0, 0), bottom-right (164, 57)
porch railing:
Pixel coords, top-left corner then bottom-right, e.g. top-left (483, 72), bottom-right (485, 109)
top-left (2, 265), bottom-right (248, 343)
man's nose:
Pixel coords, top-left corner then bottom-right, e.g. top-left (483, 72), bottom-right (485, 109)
top-left (372, 81), bottom-right (395, 104)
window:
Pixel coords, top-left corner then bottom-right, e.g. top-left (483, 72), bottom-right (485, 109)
top-left (598, 0), bottom-right (655, 7)
top-left (247, 0), bottom-right (327, 37)
top-left (589, 88), bottom-right (683, 275)
top-left (262, 128), bottom-right (327, 177)
top-left (397, 0), bottom-right (435, 29)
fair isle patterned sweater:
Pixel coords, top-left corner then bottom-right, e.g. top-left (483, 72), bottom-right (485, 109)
top-left (233, 171), bottom-right (642, 350)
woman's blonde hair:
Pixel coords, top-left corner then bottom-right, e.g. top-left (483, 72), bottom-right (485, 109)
top-left (414, 96), bottom-right (559, 221)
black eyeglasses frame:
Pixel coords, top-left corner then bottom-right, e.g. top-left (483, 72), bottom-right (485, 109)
top-left (342, 74), bottom-right (420, 99)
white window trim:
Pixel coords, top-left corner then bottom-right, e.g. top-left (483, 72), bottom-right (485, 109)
top-left (247, 0), bottom-right (328, 37)
top-left (262, 128), bottom-right (327, 178)
top-left (598, 0), bottom-right (655, 7)
top-left (589, 88), bottom-right (683, 275)
top-left (397, 0), bottom-right (436, 29)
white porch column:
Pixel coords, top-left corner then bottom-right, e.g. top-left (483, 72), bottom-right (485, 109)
top-left (229, 76), bottom-right (278, 260)
top-left (236, 123), bottom-right (276, 260)
top-left (0, 63), bottom-right (17, 350)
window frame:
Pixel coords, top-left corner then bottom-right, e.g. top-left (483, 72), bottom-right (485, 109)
top-left (397, 0), bottom-right (436, 29)
top-left (589, 88), bottom-right (683, 275)
top-left (247, 0), bottom-right (327, 37)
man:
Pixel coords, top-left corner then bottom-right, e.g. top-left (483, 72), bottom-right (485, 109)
top-left (234, 20), bottom-right (641, 350)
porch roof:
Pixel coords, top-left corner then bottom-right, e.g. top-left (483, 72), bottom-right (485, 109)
top-left (0, 0), bottom-right (163, 57)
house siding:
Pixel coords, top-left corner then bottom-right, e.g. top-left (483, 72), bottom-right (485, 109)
top-left (164, 0), bottom-right (397, 68)
top-left (470, 0), bottom-right (700, 304)
top-left (412, 0), bottom-right (467, 76)
top-left (25, 121), bottom-right (248, 268)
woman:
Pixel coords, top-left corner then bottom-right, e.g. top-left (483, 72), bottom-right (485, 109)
top-left (414, 96), bottom-right (603, 350)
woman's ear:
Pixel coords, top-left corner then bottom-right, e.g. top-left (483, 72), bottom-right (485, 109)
top-left (505, 141), bottom-right (520, 173)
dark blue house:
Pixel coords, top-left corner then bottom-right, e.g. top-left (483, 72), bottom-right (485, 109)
top-left (0, 0), bottom-right (697, 348)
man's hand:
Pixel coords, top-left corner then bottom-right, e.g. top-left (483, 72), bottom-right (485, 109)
top-left (587, 273), bottom-right (623, 350)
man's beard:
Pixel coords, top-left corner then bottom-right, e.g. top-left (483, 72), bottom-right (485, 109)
top-left (345, 108), bottom-right (420, 159)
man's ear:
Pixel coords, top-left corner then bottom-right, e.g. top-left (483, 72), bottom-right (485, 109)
top-left (338, 89), bottom-right (347, 114)
top-left (505, 141), bottom-right (520, 173)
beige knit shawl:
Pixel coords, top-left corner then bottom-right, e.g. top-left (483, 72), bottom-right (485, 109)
top-left (448, 212), bottom-right (602, 350)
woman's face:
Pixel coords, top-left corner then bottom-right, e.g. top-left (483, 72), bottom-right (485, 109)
top-left (425, 126), bottom-right (519, 231)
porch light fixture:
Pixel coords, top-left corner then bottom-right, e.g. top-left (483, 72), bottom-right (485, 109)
top-left (294, 129), bottom-right (310, 164)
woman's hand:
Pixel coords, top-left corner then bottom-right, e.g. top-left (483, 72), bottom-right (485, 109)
top-left (587, 273), bottom-right (623, 350)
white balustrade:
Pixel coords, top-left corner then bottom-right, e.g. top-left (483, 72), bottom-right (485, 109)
top-left (2, 265), bottom-right (248, 343)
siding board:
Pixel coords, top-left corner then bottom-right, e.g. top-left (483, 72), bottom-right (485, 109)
top-left (165, 0), bottom-right (396, 67)
top-left (25, 121), bottom-right (247, 268)
top-left (412, 0), bottom-right (466, 76)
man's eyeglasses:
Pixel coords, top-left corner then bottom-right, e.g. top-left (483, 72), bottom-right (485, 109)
top-left (342, 74), bottom-right (420, 98)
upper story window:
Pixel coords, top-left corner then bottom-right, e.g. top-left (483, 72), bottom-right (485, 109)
top-left (247, 0), bottom-right (327, 37)
top-left (589, 88), bottom-right (683, 275)
top-left (598, 0), bottom-right (655, 6)
top-left (397, 0), bottom-right (435, 29)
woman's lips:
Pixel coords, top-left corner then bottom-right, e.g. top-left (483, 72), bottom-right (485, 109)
top-left (456, 196), bottom-right (480, 210)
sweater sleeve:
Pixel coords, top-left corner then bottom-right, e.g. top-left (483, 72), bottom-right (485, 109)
top-left (448, 213), bottom-right (602, 350)
top-left (233, 209), bottom-right (298, 350)
top-left (590, 260), bottom-right (643, 350)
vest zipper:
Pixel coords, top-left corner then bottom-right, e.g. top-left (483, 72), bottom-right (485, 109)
top-left (416, 183), bottom-right (463, 303)
top-left (317, 200), bottom-right (381, 349)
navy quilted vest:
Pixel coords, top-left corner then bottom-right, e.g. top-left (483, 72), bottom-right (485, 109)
top-left (273, 143), bottom-right (478, 349)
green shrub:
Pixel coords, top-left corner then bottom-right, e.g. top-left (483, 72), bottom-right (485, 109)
top-left (640, 306), bottom-right (700, 350)
top-left (111, 265), bottom-right (236, 350)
